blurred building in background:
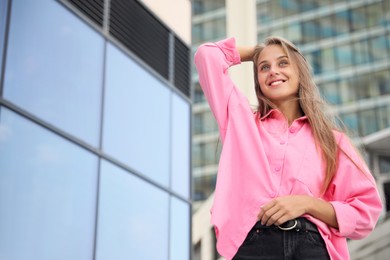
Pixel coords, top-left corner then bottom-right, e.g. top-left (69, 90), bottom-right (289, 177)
top-left (0, 0), bottom-right (191, 259)
top-left (192, 0), bottom-right (390, 259)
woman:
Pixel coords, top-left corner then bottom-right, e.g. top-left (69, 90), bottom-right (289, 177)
top-left (194, 37), bottom-right (382, 260)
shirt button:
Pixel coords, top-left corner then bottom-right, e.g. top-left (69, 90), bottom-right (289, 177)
top-left (280, 140), bottom-right (286, 145)
top-left (275, 166), bottom-right (281, 172)
top-left (289, 128), bottom-right (296, 133)
top-left (270, 192), bottom-right (276, 198)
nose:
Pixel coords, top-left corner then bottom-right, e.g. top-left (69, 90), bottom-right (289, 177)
top-left (269, 65), bottom-right (279, 76)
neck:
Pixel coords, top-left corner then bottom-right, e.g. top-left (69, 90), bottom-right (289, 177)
top-left (275, 100), bottom-right (303, 125)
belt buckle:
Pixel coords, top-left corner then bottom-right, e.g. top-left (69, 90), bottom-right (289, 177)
top-left (277, 219), bottom-right (298, 231)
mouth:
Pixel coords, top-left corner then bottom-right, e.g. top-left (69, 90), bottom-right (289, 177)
top-left (268, 79), bottom-right (286, 87)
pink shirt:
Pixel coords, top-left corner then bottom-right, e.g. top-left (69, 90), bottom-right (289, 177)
top-left (194, 37), bottom-right (382, 260)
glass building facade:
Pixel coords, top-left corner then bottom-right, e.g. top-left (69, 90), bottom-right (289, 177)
top-left (0, 0), bottom-right (191, 259)
top-left (192, 0), bottom-right (390, 212)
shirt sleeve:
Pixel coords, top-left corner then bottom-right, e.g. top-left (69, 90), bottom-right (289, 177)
top-left (194, 37), bottom-right (241, 140)
top-left (327, 133), bottom-right (383, 239)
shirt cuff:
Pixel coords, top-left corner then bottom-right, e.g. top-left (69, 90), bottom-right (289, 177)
top-left (214, 37), bottom-right (242, 66)
top-left (329, 201), bottom-right (357, 237)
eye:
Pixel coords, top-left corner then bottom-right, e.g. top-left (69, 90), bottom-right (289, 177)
top-left (279, 60), bottom-right (289, 67)
top-left (259, 64), bottom-right (270, 71)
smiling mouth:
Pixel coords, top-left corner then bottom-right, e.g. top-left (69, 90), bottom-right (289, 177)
top-left (269, 80), bottom-right (286, 86)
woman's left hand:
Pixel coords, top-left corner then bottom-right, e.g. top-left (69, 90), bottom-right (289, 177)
top-left (257, 195), bottom-right (312, 226)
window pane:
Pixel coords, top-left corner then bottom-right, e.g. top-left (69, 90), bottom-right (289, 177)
top-left (341, 112), bottom-right (358, 134)
top-left (367, 3), bottom-right (383, 27)
top-left (3, 0), bottom-right (104, 146)
top-left (351, 6), bottom-right (367, 31)
top-left (257, 2), bottom-right (271, 25)
top-left (353, 40), bottom-right (370, 64)
top-left (103, 43), bottom-right (170, 186)
top-left (321, 47), bottom-right (335, 73)
top-left (286, 22), bottom-right (302, 45)
top-left (319, 81), bottom-right (340, 105)
top-left (96, 160), bottom-right (169, 260)
top-left (302, 20), bottom-right (319, 43)
top-left (319, 15), bottom-right (335, 38)
top-left (359, 109), bottom-right (378, 136)
top-left (193, 0), bottom-right (225, 15)
top-left (335, 43), bottom-right (353, 68)
top-left (333, 10), bottom-right (350, 36)
top-left (377, 106), bottom-right (390, 130)
top-left (379, 155), bottom-right (390, 174)
top-left (375, 70), bottom-right (390, 95)
top-left (353, 74), bottom-right (374, 100)
top-left (171, 94), bottom-right (190, 198)
top-left (305, 50), bottom-right (321, 75)
top-left (339, 77), bottom-right (355, 103)
top-left (270, 0), bottom-right (284, 20)
top-left (370, 35), bottom-right (389, 61)
top-left (0, 107), bottom-right (98, 260)
top-left (170, 197), bottom-right (190, 260)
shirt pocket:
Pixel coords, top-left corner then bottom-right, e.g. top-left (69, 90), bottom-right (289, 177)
top-left (292, 150), bottom-right (326, 197)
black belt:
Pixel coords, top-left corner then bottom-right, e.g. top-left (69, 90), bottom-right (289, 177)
top-left (255, 217), bottom-right (319, 233)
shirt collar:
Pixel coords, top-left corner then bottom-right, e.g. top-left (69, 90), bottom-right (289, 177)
top-left (259, 109), bottom-right (307, 122)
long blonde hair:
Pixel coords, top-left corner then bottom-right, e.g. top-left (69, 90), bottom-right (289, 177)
top-left (253, 36), bottom-right (339, 194)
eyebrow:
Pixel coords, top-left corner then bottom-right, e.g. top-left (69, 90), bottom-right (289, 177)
top-left (257, 55), bottom-right (288, 66)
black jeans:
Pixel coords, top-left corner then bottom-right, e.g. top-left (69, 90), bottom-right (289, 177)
top-left (233, 218), bottom-right (330, 260)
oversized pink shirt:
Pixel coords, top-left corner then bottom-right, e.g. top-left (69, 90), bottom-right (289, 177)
top-left (194, 37), bottom-right (382, 260)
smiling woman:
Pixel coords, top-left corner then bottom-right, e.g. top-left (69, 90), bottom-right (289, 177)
top-left (194, 37), bottom-right (382, 260)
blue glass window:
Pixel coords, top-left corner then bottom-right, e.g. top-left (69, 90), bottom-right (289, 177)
top-left (319, 81), bottom-right (340, 105)
top-left (359, 109), bottom-right (378, 136)
top-left (341, 112), bottom-right (359, 134)
top-left (103, 43), bottom-right (171, 186)
top-left (0, 107), bottom-right (98, 260)
top-left (171, 93), bottom-right (190, 198)
top-left (170, 197), bottom-right (190, 260)
top-left (3, 0), bottom-right (104, 146)
top-left (335, 44), bottom-right (353, 68)
top-left (96, 160), bottom-right (169, 260)
top-left (371, 35), bottom-right (389, 61)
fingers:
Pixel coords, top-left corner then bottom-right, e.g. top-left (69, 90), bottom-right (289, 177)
top-left (257, 197), bottom-right (298, 226)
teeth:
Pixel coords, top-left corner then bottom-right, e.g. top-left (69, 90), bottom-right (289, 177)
top-left (270, 80), bottom-right (283, 86)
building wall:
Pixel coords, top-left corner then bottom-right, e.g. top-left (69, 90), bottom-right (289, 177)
top-left (0, 0), bottom-right (191, 259)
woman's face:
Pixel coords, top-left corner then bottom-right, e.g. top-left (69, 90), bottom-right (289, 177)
top-left (256, 45), bottom-right (299, 105)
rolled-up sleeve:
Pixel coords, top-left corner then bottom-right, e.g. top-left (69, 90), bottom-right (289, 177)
top-left (194, 38), bottom-right (241, 140)
top-left (327, 133), bottom-right (382, 239)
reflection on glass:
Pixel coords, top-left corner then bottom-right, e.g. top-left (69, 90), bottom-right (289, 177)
top-left (0, 107), bottom-right (98, 260)
top-left (103, 43), bottom-right (171, 186)
top-left (171, 94), bottom-right (190, 198)
top-left (3, 0), bottom-right (104, 146)
top-left (170, 197), bottom-right (190, 260)
top-left (96, 160), bottom-right (169, 260)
